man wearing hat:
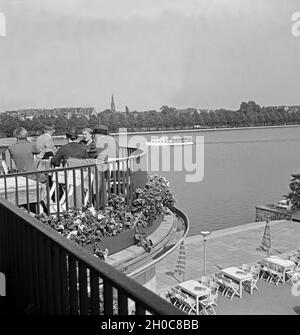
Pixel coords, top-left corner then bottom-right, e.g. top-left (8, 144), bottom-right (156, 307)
top-left (88, 125), bottom-right (119, 161)
top-left (51, 128), bottom-right (88, 167)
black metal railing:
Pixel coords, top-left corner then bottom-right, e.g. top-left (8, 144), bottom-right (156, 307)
top-left (0, 147), bottom-right (147, 216)
top-left (0, 197), bottom-right (185, 315)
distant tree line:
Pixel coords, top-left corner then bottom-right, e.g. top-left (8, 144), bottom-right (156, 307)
top-left (1, 101), bottom-right (300, 137)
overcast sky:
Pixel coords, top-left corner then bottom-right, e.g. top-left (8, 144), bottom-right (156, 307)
top-left (0, 0), bottom-right (299, 112)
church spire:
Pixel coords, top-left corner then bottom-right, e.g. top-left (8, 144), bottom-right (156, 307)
top-left (111, 94), bottom-right (116, 113)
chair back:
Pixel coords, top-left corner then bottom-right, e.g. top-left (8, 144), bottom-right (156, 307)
top-left (209, 281), bottom-right (219, 294)
top-left (0, 159), bottom-right (8, 174)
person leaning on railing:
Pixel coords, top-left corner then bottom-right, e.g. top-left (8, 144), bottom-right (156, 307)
top-left (87, 125), bottom-right (119, 163)
top-left (36, 124), bottom-right (57, 160)
top-left (8, 127), bottom-right (46, 183)
top-left (50, 128), bottom-right (88, 167)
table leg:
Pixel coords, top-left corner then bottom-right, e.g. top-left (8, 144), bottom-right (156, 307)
top-left (239, 283), bottom-right (242, 298)
top-left (196, 297), bottom-right (199, 315)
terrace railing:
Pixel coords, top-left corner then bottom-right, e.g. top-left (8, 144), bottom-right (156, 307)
top-left (0, 197), bottom-right (185, 315)
top-left (0, 145), bottom-right (185, 315)
top-left (0, 146), bottom-right (147, 216)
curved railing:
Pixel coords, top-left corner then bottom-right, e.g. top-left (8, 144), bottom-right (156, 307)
top-left (126, 206), bottom-right (189, 278)
top-left (0, 146), bottom-right (147, 215)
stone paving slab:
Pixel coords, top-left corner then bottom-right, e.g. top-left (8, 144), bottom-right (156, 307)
top-left (156, 219), bottom-right (300, 293)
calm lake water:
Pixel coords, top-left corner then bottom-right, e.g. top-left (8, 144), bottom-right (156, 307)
top-left (2, 126), bottom-right (300, 236)
top-left (147, 126), bottom-right (300, 236)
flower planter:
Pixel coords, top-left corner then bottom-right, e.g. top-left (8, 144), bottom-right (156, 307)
top-left (84, 214), bottom-right (163, 255)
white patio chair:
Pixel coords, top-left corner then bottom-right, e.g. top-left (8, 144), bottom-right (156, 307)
top-left (243, 267), bottom-right (260, 294)
top-left (209, 281), bottom-right (220, 296)
top-left (286, 271), bottom-right (300, 287)
top-left (215, 272), bottom-right (227, 296)
top-left (241, 264), bottom-right (251, 273)
top-left (170, 287), bottom-right (185, 309)
top-left (267, 264), bottom-right (283, 285)
top-left (178, 292), bottom-right (197, 314)
top-left (199, 292), bottom-right (218, 315)
top-left (224, 279), bottom-right (239, 300)
top-left (200, 276), bottom-right (210, 287)
top-left (0, 159), bottom-right (8, 174)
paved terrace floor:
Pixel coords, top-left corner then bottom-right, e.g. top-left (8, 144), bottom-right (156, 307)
top-left (156, 219), bottom-right (300, 295)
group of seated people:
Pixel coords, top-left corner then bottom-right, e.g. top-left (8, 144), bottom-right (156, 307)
top-left (7, 124), bottom-right (117, 182)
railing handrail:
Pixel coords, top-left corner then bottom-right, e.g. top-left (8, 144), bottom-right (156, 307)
top-left (0, 145), bottom-right (145, 178)
top-left (128, 205), bottom-right (189, 278)
top-left (0, 196), bottom-right (184, 315)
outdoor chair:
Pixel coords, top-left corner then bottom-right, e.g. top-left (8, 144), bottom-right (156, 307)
top-left (209, 281), bottom-right (220, 296)
top-left (214, 272), bottom-right (227, 295)
top-left (199, 292), bottom-right (218, 315)
top-left (286, 271), bottom-right (300, 287)
top-left (200, 276), bottom-right (210, 287)
top-left (267, 264), bottom-right (283, 285)
top-left (178, 292), bottom-right (197, 314)
top-left (224, 279), bottom-right (239, 300)
top-left (243, 267), bottom-right (260, 294)
top-left (170, 287), bottom-right (185, 309)
top-left (0, 159), bottom-right (8, 175)
top-left (258, 261), bottom-right (269, 280)
top-left (241, 264), bottom-right (251, 273)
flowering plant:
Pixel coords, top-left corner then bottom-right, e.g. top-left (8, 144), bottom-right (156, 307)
top-left (36, 174), bottom-right (175, 258)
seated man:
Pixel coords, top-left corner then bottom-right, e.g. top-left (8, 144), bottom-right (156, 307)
top-left (51, 128), bottom-right (88, 167)
top-left (36, 124), bottom-right (56, 160)
top-left (88, 125), bottom-right (119, 162)
top-left (8, 127), bottom-right (44, 181)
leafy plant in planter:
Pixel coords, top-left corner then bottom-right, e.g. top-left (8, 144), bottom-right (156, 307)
top-left (36, 174), bottom-right (175, 258)
top-left (132, 175), bottom-right (175, 228)
top-left (285, 178), bottom-right (300, 210)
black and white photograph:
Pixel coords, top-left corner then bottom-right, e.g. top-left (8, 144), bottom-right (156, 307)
top-left (0, 0), bottom-right (300, 321)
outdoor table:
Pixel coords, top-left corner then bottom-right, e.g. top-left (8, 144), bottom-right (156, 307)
top-left (0, 175), bottom-right (46, 206)
top-left (221, 266), bottom-right (253, 298)
top-left (177, 279), bottom-right (211, 315)
top-left (265, 257), bottom-right (295, 283)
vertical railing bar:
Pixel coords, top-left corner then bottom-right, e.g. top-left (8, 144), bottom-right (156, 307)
top-left (4, 175), bottom-right (8, 199)
top-left (59, 250), bottom-right (69, 315)
top-left (36, 174), bottom-right (40, 215)
top-left (44, 239), bottom-right (54, 314)
top-left (90, 271), bottom-right (100, 315)
top-left (25, 225), bottom-right (37, 313)
top-left (36, 232), bottom-right (47, 314)
top-left (52, 244), bottom-right (62, 315)
top-left (94, 165), bottom-right (99, 210)
top-left (103, 280), bottom-right (113, 315)
top-left (81, 168), bottom-right (85, 207)
top-left (113, 162), bottom-right (117, 194)
top-left (64, 169), bottom-right (69, 211)
top-left (46, 172), bottom-right (50, 214)
top-left (88, 167), bottom-right (92, 205)
top-left (78, 262), bottom-right (89, 315)
top-left (135, 303), bottom-right (146, 315)
top-left (73, 169), bottom-right (77, 209)
top-left (117, 161), bottom-right (121, 195)
top-left (26, 175), bottom-right (30, 214)
top-left (125, 159), bottom-right (130, 205)
top-left (118, 289), bottom-right (129, 315)
top-left (68, 256), bottom-right (79, 315)
top-left (55, 171), bottom-right (60, 218)
top-left (15, 175), bottom-right (19, 206)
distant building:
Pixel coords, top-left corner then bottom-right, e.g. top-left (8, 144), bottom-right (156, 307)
top-left (5, 107), bottom-right (98, 120)
top-left (111, 94), bottom-right (116, 113)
